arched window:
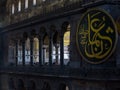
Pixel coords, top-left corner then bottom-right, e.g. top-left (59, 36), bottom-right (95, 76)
top-left (25, 0), bottom-right (28, 9)
top-left (18, 0), bottom-right (21, 12)
top-left (33, 37), bottom-right (39, 65)
top-left (64, 24), bottom-right (70, 65)
top-left (33, 0), bottom-right (37, 5)
top-left (53, 32), bottom-right (60, 65)
top-left (43, 35), bottom-right (49, 65)
top-left (12, 4), bottom-right (15, 14)
top-left (18, 40), bottom-right (22, 65)
top-left (25, 38), bottom-right (30, 65)
top-left (8, 40), bottom-right (15, 65)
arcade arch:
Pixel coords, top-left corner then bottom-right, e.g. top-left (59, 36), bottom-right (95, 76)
top-left (25, 37), bottom-right (30, 65)
top-left (33, 37), bottom-right (39, 64)
top-left (8, 21), bottom-right (71, 67)
top-left (43, 34), bottom-right (49, 65)
top-left (62, 22), bottom-right (71, 65)
top-left (53, 31), bottom-right (60, 65)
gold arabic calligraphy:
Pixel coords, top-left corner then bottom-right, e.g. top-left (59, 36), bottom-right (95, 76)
top-left (77, 9), bottom-right (117, 62)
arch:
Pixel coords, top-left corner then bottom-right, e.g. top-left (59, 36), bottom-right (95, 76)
top-left (11, 0), bottom-right (19, 14)
top-left (18, 39), bottom-right (23, 65)
top-left (43, 34), bottom-right (49, 65)
top-left (8, 39), bottom-right (16, 66)
top-left (59, 83), bottom-right (69, 90)
top-left (61, 22), bottom-right (70, 33)
top-left (33, 37), bottom-right (39, 65)
top-left (42, 82), bottom-right (51, 90)
top-left (38, 26), bottom-right (46, 66)
top-left (25, 37), bottom-right (30, 65)
top-left (62, 22), bottom-right (71, 65)
top-left (53, 31), bottom-right (60, 65)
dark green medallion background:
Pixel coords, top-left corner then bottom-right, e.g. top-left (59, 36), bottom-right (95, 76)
top-left (76, 9), bottom-right (118, 64)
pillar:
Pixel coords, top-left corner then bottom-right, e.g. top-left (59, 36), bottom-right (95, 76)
top-left (30, 38), bottom-right (33, 66)
top-left (60, 34), bottom-right (64, 66)
top-left (69, 20), bottom-right (81, 68)
top-left (39, 37), bottom-right (43, 66)
top-left (55, 45), bottom-right (59, 64)
top-left (22, 40), bottom-right (25, 66)
top-left (15, 40), bottom-right (18, 66)
top-left (43, 47), bottom-right (46, 65)
top-left (49, 37), bottom-right (52, 66)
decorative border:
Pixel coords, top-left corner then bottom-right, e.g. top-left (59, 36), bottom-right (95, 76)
top-left (76, 8), bottom-right (118, 64)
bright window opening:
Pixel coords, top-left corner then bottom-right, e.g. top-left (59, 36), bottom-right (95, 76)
top-left (43, 36), bottom-right (49, 65)
top-left (18, 0), bottom-right (21, 12)
top-left (12, 4), bottom-right (15, 14)
top-left (25, 38), bottom-right (30, 65)
top-left (33, 37), bottom-right (39, 64)
top-left (25, 0), bottom-right (28, 9)
top-left (53, 32), bottom-right (60, 65)
top-left (18, 43), bottom-right (22, 65)
top-left (63, 24), bottom-right (70, 65)
top-left (43, 0), bottom-right (46, 2)
top-left (33, 0), bottom-right (37, 5)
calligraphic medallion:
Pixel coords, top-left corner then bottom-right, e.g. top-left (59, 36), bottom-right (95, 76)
top-left (76, 9), bottom-right (118, 64)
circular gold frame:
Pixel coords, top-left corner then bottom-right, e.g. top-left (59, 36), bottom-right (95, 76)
top-left (76, 8), bottom-right (118, 64)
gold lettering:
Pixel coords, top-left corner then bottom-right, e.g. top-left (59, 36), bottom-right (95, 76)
top-left (79, 12), bottom-right (113, 59)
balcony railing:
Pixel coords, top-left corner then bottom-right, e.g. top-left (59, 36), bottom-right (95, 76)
top-left (1, 65), bottom-right (120, 80)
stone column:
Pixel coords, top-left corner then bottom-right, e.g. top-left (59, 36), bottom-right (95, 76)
top-left (55, 45), bottom-right (59, 64)
top-left (43, 47), bottom-right (46, 65)
top-left (22, 40), bottom-right (25, 66)
top-left (15, 40), bottom-right (18, 66)
top-left (49, 37), bottom-right (52, 66)
top-left (60, 34), bottom-right (64, 66)
top-left (69, 20), bottom-right (81, 68)
top-left (0, 34), bottom-right (3, 66)
top-left (30, 38), bottom-right (34, 66)
top-left (39, 37), bottom-right (43, 66)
